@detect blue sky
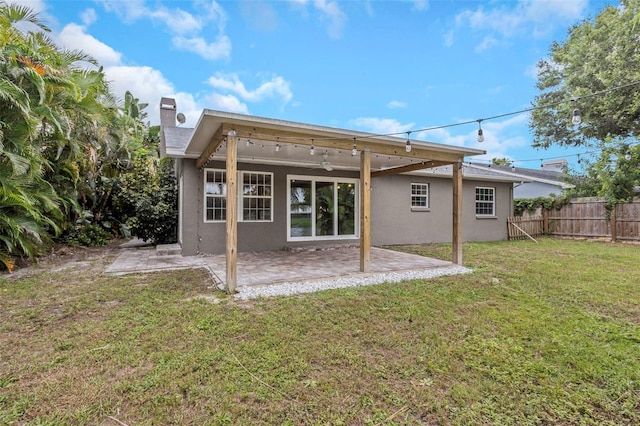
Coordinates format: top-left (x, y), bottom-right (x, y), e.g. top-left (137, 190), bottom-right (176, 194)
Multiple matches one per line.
top-left (22, 0), bottom-right (615, 167)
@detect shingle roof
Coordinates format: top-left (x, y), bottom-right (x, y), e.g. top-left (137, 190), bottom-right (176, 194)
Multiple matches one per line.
top-left (163, 127), bottom-right (194, 157)
top-left (468, 163), bottom-right (571, 187)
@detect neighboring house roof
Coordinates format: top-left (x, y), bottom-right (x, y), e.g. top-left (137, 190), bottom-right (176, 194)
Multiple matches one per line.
top-left (408, 164), bottom-right (532, 183)
top-left (465, 163), bottom-right (574, 189)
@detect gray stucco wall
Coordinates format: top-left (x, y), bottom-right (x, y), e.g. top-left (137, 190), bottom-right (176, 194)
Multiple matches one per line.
top-left (180, 159), bottom-right (359, 255)
top-left (370, 174), bottom-right (512, 245)
top-left (179, 159), bottom-right (513, 255)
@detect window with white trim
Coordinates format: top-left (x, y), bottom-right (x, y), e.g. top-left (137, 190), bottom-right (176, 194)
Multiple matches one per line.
top-left (241, 171), bottom-right (272, 221)
top-left (411, 183), bottom-right (429, 209)
top-left (475, 187), bottom-right (495, 216)
top-left (288, 175), bottom-right (358, 241)
top-left (205, 169), bottom-right (226, 222)
top-left (204, 169), bottom-right (273, 222)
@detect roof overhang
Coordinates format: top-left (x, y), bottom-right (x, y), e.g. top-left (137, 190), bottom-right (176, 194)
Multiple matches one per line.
top-left (180, 110), bottom-right (485, 174)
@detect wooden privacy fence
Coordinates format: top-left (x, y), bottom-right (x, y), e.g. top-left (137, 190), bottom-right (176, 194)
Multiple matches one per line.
top-left (508, 198), bottom-right (640, 242)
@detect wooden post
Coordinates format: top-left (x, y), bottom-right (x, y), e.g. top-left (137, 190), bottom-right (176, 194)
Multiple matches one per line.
top-left (452, 160), bottom-right (463, 265)
top-left (226, 130), bottom-right (238, 293)
top-left (360, 149), bottom-right (371, 273)
top-left (610, 205), bottom-right (617, 242)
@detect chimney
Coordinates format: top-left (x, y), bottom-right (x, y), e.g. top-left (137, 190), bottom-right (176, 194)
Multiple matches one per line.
top-left (160, 97), bottom-right (177, 128)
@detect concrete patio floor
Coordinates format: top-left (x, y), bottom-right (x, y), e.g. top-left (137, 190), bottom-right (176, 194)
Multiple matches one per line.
top-left (104, 245), bottom-right (455, 288)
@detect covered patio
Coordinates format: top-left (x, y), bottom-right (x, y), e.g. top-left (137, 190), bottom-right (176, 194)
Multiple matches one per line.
top-left (164, 104), bottom-right (486, 294)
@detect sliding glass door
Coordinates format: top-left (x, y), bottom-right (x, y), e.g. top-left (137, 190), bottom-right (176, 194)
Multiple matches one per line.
top-left (288, 176), bottom-right (358, 241)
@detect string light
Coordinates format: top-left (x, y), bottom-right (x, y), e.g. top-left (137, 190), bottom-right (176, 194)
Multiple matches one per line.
top-left (477, 120), bottom-right (484, 143)
top-left (204, 81), bottom-right (640, 168)
top-left (571, 100), bottom-right (582, 125)
top-left (625, 150), bottom-right (632, 160)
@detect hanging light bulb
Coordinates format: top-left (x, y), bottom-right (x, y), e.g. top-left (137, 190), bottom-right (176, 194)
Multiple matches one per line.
top-left (310, 139), bottom-right (315, 155)
top-left (511, 165), bottom-right (516, 172)
top-left (405, 131), bottom-right (412, 153)
top-left (477, 120), bottom-right (484, 143)
top-left (275, 143), bottom-right (280, 152)
top-left (572, 108), bottom-right (582, 125)
top-left (625, 150), bottom-right (632, 160)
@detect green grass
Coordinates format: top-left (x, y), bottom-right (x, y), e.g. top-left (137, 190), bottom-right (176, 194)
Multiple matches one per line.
top-left (0, 238), bottom-right (638, 425)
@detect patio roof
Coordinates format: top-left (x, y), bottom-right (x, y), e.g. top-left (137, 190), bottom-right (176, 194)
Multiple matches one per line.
top-left (168, 109), bottom-right (485, 173)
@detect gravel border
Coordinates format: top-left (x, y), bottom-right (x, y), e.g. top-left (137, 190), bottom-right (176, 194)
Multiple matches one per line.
top-left (235, 265), bottom-right (472, 300)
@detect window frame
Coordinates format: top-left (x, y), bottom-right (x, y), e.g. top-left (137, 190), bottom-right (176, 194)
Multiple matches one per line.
top-left (410, 182), bottom-right (430, 210)
top-left (239, 171), bottom-right (274, 223)
top-left (203, 168), bottom-right (227, 223)
top-left (203, 168), bottom-right (274, 223)
top-left (287, 175), bottom-right (359, 242)
top-left (475, 186), bottom-right (496, 217)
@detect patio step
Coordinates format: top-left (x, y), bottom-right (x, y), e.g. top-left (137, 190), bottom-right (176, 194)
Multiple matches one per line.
top-left (156, 243), bottom-right (182, 256)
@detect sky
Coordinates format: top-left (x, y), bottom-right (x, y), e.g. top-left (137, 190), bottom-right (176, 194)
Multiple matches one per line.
top-left (16, 0), bottom-right (617, 168)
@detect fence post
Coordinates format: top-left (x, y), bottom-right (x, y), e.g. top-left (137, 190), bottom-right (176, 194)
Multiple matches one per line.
top-left (610, 205), bottom-right (617, 242)
top-left (543, 209), bottom-right (549, 234)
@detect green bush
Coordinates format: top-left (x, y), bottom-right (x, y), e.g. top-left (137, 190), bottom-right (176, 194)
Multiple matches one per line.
top-left (63, 224), bottom-right (110, 247)
top-left (127, 157), bottom-right (177, 244)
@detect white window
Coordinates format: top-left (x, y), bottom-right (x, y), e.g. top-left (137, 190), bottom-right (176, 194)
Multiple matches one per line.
top-left (241, 171), bottom-right (273, 221)
top-left (204, 169), bottom-right (273, 222)
top-left (411, 183), bottom-right (429, 209)
top-left (475, 187), bottom-right (495, 216)
top-left (205, 169), bottom-right (226, 222)
top-left (287, 175), bottom-right (358, 241)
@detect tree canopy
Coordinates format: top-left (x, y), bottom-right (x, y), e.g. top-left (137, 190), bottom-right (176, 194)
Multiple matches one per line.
top-left (0, 3), bottom-right (176, 271)
top-left (530, 0), bottom-right (640, 149)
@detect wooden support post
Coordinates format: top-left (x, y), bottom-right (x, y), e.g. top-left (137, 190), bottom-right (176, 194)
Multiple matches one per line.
top-left (360, 149), bottom-right (371, 273)
top-left (452, 160), bottom-right (463, 265)
top-left (226, 130), bottom-right (238, 293)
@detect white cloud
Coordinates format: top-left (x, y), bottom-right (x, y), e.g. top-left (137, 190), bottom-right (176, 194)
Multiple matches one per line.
top-left (475, 35), bottom-right (499, 52)
top-left (387, 100), bottom-right (408, 109)
top-left (80, 8), bottom-right (97, 26)
top-left (451, 0), bottom-right (588, 50)
top-left (57, 23), bottom-right (122, 66)
top-left (206, 93), bottom-right (249, 114)
top-left (412, 0), bottom-right (429, 12)
top-left (172, 35), bottom-right (231, 61)
top-left (314, 0), bottom-right (347, 39)
top-left (207, 73), bottom-right (293, 104)
top-left (347, 117), bottom-right (414, 135)
top-left (97, 0), bottom-right (230, 60)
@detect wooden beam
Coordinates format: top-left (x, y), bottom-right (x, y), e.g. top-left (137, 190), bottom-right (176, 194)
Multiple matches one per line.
top-left (196, 126), bottom-right (224, 169)
top-left (228, 124), bottom-right (462, 163)
top-left (452, 161), bottom-right (463, 265)
top-left (360, 149), bottom-right (371, 273)
top-left (225, 131), bottom-right (238, 293)
top-left (371, 160), bottom-right (454, 178)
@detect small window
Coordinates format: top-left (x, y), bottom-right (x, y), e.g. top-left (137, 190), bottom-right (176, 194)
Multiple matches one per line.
top-left (475, 187), bottom-right (495, 216)
top-left (241, 172), bottom-right (273, 221)
top-left (411, 183), bottom-right (429, 209)
top-left (205, 169), bottom-right (226, 222)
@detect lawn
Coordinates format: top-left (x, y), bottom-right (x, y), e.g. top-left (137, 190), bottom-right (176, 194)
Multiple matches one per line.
top-left (0, 238), bottom-right (638, 425)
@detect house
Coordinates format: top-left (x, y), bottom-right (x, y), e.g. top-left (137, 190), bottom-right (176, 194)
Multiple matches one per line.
top-left (159, 98), bottom-right (522, 291)
top-left (466, 160), bottom-right (574, 198)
